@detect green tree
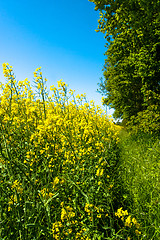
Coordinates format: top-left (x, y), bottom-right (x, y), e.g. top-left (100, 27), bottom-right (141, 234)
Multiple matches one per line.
top-left (90, 0), bottom-right (160, 124)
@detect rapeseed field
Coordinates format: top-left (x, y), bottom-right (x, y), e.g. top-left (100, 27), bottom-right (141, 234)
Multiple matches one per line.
top-left (0, 64), bottom-right (144, 239)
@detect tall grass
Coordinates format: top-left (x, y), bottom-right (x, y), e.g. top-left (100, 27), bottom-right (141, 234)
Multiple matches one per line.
top-left (119, 131), bottom-right (160, 240)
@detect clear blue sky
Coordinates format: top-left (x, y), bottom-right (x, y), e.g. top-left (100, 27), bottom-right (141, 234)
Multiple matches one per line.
top-left (0, 0), bottom-right (114, 115)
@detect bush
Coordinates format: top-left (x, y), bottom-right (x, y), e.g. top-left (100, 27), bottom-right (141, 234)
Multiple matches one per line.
top-left (126, 90), bottom-right (160, 136)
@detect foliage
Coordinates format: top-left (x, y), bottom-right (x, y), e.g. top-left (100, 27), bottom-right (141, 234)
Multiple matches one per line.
top-left (0, 63), bottom-right (141, 239)
top-left (126, 103), bottom-right (160, 135)
top-left (89, 0), bottom-right (160, 130)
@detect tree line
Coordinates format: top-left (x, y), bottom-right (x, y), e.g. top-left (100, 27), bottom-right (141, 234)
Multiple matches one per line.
top-left (90, 0), bottom-right (160, 133)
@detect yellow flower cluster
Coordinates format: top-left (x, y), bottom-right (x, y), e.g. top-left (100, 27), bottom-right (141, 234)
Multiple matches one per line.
top-left (39, 187), bottom-right (54, 199)
top-left (61, 205), bottom-right (75, 222)
top-left (8, 180), bottom-right (23, 211)
top-left (84, 203), bottom-right (104, 220)
top-left (52, 221), bottom-right (63, 240)
top-left (11, 180), bottom-right (23, 194)
top-left (115, 207), bottom-right (128, 220)
top-left (115, 207), bottom-right (141, 235)
top-left (0, 63), bottom-right (122, 239)
top-left (8, 194), bottom-right (18, 211)
top-left (96, 168), bottom-right (104, 177)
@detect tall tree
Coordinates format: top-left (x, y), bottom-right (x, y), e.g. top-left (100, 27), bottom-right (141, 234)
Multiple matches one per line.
top-left (90, 0), bottom-right (160, 121)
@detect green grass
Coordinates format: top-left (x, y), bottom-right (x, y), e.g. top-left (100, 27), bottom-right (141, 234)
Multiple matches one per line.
top-left (118, 130), bottom-right (160, 239)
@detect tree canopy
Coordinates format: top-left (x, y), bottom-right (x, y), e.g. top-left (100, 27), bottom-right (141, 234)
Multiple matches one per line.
top-left (90, 0), bottom-right (160, 128)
